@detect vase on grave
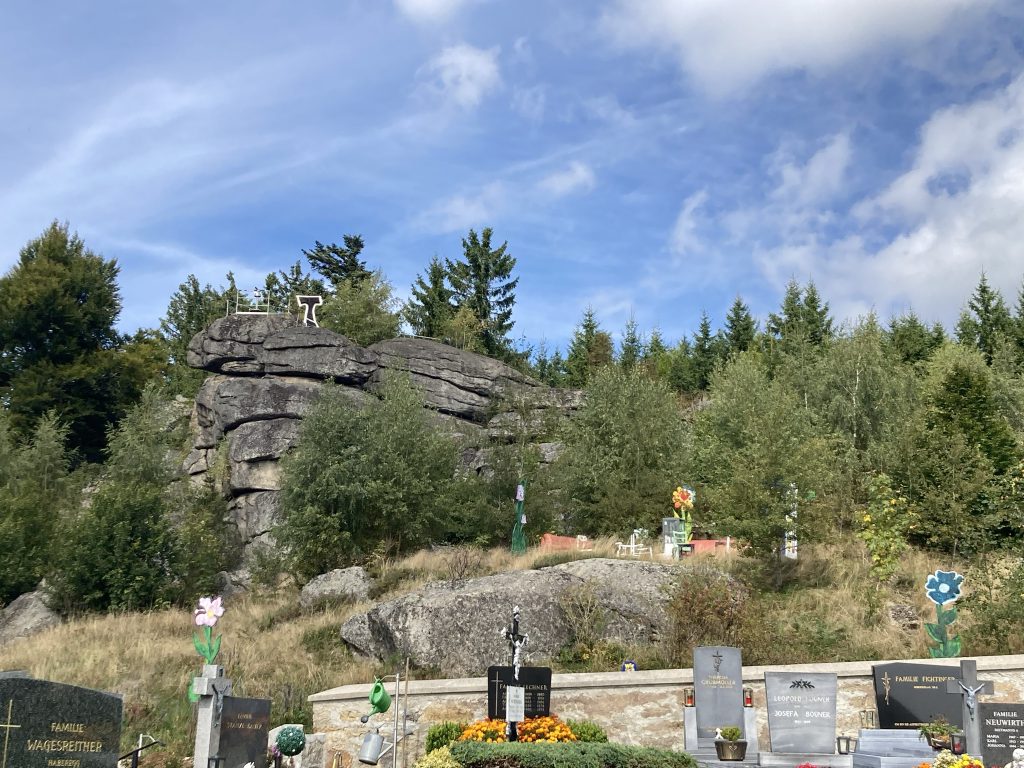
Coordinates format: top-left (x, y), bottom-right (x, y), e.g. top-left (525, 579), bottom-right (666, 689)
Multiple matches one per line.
top-left (715, 740), bottom-right (748, 761)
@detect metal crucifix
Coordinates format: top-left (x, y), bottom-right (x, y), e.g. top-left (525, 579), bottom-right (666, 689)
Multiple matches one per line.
top-left (946, 659), bottom-right (994, 754)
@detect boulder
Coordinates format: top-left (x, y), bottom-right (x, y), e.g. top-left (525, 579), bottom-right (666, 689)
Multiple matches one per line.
top-left (368, 338), bottom-right (542, 421)
top-left (338, 558), bottom-right (677, 675)
top-left (300, 567), bottom-right (373, 608)
top-left (259, 327), bottom-right (379, 383)
top-left (187, 314), bottom-right (298, 372)
top-left (0, 590), bottom-right (60, 646)
top-left (193, 376), bottom-right (326, 448)
top-left (229, 418), bottom-right (302, 463)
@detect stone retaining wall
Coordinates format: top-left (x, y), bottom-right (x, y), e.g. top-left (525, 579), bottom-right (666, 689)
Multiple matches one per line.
top-left (309, 654), bottom-right (1024, 767)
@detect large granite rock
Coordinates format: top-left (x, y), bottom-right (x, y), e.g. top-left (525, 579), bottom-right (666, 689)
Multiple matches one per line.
top-left (300, 567), bottom-right (374, 608)
top-left (0, 589), bottom-right (60, 646)
top-left (259, 327), bottom-right (379, 383)
top-left (338, 558), bottom-right (678, 675)
top-left (368, 338), bottom-right (543, 421)
top-left (228, 492), bottom-right (281, 550)
top-left (187, 314), bottom-right (298, 373)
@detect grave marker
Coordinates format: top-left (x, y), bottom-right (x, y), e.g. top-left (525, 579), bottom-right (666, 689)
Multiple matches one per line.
top-left (0, 677), bottom-right (122, 768)
top-left (872, 662), bottom-right (962, 729)
top-left (981, 703), bottom-right (1024, 768)
top-left (765, 671), bottom-right (837, 754)
top-left (486, 666), bottom-right (551, 720)
top-left (218, 696), bottom-right (271, 768)
top-left (694, 646), bottom-right (744, 740)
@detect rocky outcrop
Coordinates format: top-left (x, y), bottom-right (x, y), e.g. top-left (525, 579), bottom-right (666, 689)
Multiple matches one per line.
top-left (184, 316), bottom-right (577, 568)
top-left (0, 589), bottom-right (60, 646)
top-left (337, 558), bottom-right (677, 675)
top-left (300, 567), bottom-right (374, 608)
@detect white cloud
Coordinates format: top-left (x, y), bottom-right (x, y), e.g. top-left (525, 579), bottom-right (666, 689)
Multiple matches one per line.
top-left (418, 182), bottom-right (505, 233)
top-left (670, 190), bottom-right (709, 257)
top-left (511, 85), bottom-right (546, 122)
top-left (538, 161), bottom-right (596, 197)
top-left (754, 74), bottom-right (1024, 325)
top-left (418, 44), bottom-right (501, 109)
top-left (773, 133), bottom-right (852, 207)
top-left (601, 0), bottom-right (991, 95)
top-left (394, 0), bottom-right (476, 23)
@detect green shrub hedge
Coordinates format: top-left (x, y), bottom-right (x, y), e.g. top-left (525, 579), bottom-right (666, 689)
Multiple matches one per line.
top-left (448, 741), bottom-right (697, 768)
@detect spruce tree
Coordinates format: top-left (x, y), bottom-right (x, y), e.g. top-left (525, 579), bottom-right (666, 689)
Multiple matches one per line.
top-left (565, 308), bottom-right (601, 387)
top-left (618, 314), bottom-right (644, 371)
top-left (692, 311), bottom-right (721, 390)
top-left (956, 272), bottom-right (1014, 364)
top-left (404, 256), bottom-right (453, 338)
top-left (724, 296), bottom-right (757, 355)
top-left (446, 228), bottom-right (518, 357)
top-left (302, 235), bottom-right (370, 288)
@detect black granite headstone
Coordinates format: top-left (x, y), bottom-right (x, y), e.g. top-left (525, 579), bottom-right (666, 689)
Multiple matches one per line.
top-left (0, 677), bottom-right (122, 768)
top-left (873, 662), bottom-right (963, 729)
top-left (486, 667), bottom-right (551, 720)
top-left (694, 646), bottom-right (744, 739)
top-left (218, 696), bottom-right (271, 768)
top-left (981, 702), bottom-right (1024, 768)
top-left (765, 671), bottom-right (837, 754)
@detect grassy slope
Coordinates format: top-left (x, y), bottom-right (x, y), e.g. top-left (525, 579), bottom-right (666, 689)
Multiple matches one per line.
top-left (0, 537), bottom-right (959, 765)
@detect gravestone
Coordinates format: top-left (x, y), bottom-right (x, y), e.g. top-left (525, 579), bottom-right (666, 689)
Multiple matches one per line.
top-left (486, 666), bottom-right (551, 720)
top-left (694, 646), bottom-right (744, 739)
top-left (981, 703), bottom-right (1024, 768)
top-left (218, 696), bottom-right (271, 768)
top-left (0, 677), bottom-right (122, 768)
top-left (872, 662), bottom-right (962, 729)
top-left (765, 671), bottom-right (837, 754)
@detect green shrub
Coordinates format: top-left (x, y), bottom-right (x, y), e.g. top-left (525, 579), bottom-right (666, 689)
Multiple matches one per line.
top-left (720, 726), bottom-right (742, 742)
top-left (566, 720), bottom-right (608, 743)
top-left (426, 722), bottom-right (465, 753)
top-left (415, 745), bottom-right (462, 768)
top-left (449, 741), bottom-right (697, 768)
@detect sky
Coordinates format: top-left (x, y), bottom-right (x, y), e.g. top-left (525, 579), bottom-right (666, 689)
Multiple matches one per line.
top-left (2, 0), bottom-right (1024, 354)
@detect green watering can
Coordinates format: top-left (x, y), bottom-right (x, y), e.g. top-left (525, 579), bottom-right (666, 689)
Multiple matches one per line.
top-left (369, 677), bottom-right (391, 715)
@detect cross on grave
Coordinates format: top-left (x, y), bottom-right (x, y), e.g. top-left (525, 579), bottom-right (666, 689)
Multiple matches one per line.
top-left (0, 700), bottom-right (20, 768)
top-left (947, 659), bottom-right (994, 754)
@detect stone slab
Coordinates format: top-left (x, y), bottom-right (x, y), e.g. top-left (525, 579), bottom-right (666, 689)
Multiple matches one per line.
top-left (765, 671), bottom-right (837, 754)
top-left (873, 662), bottom-right (963, 729)
top-left (218, 696), bottom-right (271, 768)
top-left (981, 702), bottom-right (1024, 768)
top-left (0, 677), bottom-right (122, 768)
top-left (695, 646), bottom-right (745, 740)
top-left (759, 754), bottom-right (853, 768)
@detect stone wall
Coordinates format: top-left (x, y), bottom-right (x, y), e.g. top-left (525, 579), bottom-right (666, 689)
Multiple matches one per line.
top-left (309, 654), bottom-right (1024, 767)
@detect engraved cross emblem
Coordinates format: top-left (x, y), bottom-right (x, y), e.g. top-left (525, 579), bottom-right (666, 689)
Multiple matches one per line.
top-left (0, 699), bottom-right (21, 768)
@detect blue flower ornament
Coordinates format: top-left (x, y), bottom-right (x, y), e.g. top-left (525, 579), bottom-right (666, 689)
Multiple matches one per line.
top-left (925, 570), bottom-right (964, 605)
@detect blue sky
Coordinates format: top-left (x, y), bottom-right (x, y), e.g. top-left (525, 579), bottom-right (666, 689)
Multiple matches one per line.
top-left (2, 0), bottom-right (1024, 354)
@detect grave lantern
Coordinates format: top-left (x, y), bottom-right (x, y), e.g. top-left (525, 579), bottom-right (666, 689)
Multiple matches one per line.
top-left (950, 733), bottom-right (965, 754)
top-left (743, 687), bottom-right (754, 707)
top-left (684, 687), bottom-right (695, 707)
top-left (836, 735), bottom-right (854, 754)
top-left (860, 709), bottom-right (877, 728)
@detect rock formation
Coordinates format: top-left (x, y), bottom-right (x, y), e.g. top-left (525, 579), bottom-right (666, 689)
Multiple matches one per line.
top-left (337, 558), bottom-right (678, 675)
top-left (183, 314), bottom-right (576, 565)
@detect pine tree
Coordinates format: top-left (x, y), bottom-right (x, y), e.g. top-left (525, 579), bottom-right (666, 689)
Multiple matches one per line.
top-left (565, 308), bottom-right (601, 387)
top-left (644, 328), bottom-right (670, 379)
top-left (404, 257), bottom-right (453, 338)
top-left (956, 273), bottom-right (1014, 364)
top-left (724, 296), bottom-right (757, 355)
top-left (766, 280), bottom-right (804, 341)
top-left (619, 314), bottom-right (644, 371)
top-left (302, 235), bottom-right (370, 288)
top-left (887, 312), bottom-right (944, 365)
top-left (446, 228), bottom-right (518, 357)
top-left (801, 281), bottom-right (834, 345)
top-left (692, 311), bottom-right (721, 390)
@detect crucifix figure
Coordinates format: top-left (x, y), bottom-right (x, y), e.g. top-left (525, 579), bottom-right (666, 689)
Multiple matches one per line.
top-left (500, 605), bottom-right (529, 742)
top-left (946, 659), bottom-right (994, 754)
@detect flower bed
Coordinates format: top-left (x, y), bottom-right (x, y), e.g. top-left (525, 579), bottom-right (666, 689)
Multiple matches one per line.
top-left (449, 741), bottom-right (698, 768)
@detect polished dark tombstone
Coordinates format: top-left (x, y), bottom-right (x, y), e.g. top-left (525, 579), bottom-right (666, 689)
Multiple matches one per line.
top-left (980, 703), bottom-right (1024, 768)
top-left (0, 677), bottom-right (122, 768)
top-left (694, 646), bottom-right (744, 740)
top-left (873, 662), bottom-right (963, 729)
top-left (486, 666), bottom-right (551, 720)
top-left (218, 696), bottom-right (271, 768)
top-left (765, 671), bottom-right (838, 754)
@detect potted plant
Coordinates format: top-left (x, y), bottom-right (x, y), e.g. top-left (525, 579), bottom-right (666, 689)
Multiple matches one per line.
top-left (715, 726), bottom-right (748, 761)
top-left (918, 716), bottom-right (961, 750)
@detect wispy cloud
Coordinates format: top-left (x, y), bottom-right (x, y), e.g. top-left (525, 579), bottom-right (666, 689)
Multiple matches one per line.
top-left (669, 190), bottom-right (709, 258)
top-left (416, 182), bottom-right (505, 234)
top-left (417, 44), bottom-right (501, 110)
top-left (538, 161), bottom-right (596, 197)
top-left (394, 0), bottom-right (480, 23)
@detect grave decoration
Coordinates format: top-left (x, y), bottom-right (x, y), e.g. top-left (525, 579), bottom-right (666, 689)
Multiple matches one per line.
top-left (0, 677), bottom-right (123, 768)
top-left (924, 569), bottom-right (964, 658)
top-left (511, 483), bottom-right (527, 555)
top-left (188, 595), bottom-right (225, 704)
top-left (764, 671), bottom-right (838, 754)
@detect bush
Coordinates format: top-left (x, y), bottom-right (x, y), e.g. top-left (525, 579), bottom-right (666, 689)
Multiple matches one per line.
top-left (415, 745), bottom-right (462, 768)
top-left (566, 720), bottom-right (608, 743)
top-left (426, 722), bottom-right (466, 753)
top-left (449, 741), bottom-right (697, 768)
top-left (663, 563), bottom-right (749, 666)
